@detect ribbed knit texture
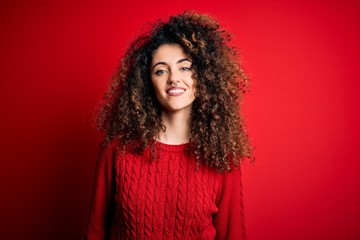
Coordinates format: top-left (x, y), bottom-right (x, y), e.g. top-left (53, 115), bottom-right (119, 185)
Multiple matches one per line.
top-left (84, 140), bottom-right (246, 240)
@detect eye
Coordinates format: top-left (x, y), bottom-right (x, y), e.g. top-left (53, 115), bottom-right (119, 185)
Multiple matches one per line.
top-left (180, 67), bottom-right (191, 71)
top-left (154, 69), bottom-right (167, 75)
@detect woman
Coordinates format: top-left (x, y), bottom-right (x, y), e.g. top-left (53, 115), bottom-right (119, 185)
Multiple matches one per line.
top-left (84, 11), bottom-right (251, 240)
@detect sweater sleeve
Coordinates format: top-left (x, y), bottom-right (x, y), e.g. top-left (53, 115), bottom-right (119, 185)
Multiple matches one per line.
top-left (213, 167), bottom-right (246, 240)
top-left (83, 142), bottom-right (117, 240)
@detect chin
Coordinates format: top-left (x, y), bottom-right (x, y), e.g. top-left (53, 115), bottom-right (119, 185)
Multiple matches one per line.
top-left (164, 105), bottom-right (192, 112)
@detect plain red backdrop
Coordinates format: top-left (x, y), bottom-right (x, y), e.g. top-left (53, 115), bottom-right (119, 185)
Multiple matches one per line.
top-left (1, 0), bottom-right (359, 239)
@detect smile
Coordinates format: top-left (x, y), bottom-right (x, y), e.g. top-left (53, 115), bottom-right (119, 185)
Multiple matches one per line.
top-left (166, 87), bottom-right (186, 96)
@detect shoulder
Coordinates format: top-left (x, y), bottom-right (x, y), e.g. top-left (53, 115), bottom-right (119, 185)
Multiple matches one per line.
top-left (96, 139), bottom-right (123, 165)
top-left (100, 138), bottom-right (122, 153)
top-left (215, 166), bottom-right (242, 201)
top-left (220, 167), bottom-right (242, 186)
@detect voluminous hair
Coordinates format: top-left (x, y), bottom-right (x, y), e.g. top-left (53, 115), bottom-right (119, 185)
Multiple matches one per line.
top-left (98, 11), bottom-right (252, 172)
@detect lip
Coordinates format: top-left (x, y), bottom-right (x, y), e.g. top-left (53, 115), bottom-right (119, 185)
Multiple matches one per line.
top-left (166, 87), bottom-right (186, 96)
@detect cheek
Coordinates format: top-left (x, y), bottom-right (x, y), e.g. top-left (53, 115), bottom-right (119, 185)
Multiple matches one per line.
top-left (153, 86), bottom-right (162, 98)
top-left (151, 79), bottom-right (160, 91)
top-left (185, 75), bottom-right (196, 88)
top-left (152, 82), bottom-right (164, 100)
top-left (191, 79), bottom-right (197, 92)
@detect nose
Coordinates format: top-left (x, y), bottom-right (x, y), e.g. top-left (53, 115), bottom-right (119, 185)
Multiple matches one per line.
top-left (168, 70), bottom-right (180, 85)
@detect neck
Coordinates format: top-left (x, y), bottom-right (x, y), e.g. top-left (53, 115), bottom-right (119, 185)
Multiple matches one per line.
top-left (158, 109), bottom-right (192, 144)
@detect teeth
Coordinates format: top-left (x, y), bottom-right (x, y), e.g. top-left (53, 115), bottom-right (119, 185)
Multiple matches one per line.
top-left (168, 89), bottom-right (185, 94)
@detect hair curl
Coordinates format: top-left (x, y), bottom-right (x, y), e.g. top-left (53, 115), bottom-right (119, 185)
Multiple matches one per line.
top-left (98, 11), bottom-right (252, 172)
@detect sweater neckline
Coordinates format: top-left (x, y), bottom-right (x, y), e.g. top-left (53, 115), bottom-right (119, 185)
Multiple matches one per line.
top-left (155, 140), bottom-right (190, 151)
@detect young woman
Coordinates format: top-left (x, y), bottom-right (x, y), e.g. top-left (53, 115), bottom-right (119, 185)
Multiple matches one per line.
top-left (84, 11), bottom-right (252, 240)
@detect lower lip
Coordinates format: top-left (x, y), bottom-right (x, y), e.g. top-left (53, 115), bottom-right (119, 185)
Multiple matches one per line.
top-left (167, 91), bottom-right (185, 96)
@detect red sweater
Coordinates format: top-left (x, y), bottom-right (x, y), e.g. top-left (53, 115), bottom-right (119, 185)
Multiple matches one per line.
top-left (84, 140), bottom-right (246, 240)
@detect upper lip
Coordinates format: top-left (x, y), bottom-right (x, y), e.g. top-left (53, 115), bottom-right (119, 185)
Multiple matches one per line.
top-left (166, 87), bottom-right (186, 93)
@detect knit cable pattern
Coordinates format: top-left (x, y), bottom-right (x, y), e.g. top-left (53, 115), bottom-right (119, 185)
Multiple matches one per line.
top-left (84, 141), bottom-right (246, 240)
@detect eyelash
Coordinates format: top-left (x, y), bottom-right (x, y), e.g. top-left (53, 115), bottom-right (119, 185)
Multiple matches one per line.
top-left (155, 69), bottom-right (167, 75)
top-left (180, 67), bottom-right (191, 71)
top-left (154, 67), bottom-right (191, 75)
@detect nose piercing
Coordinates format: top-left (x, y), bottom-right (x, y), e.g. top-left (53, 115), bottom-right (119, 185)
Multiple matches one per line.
top-left (171, 81), bottom-right (178, 87)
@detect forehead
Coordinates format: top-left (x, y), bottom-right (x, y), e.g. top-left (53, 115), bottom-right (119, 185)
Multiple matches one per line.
top-left (151, 44), bottom-right (189, 63)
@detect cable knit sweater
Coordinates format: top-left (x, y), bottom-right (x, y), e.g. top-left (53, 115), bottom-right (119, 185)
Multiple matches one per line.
top-left (84, 140), bottom-right (246, 240)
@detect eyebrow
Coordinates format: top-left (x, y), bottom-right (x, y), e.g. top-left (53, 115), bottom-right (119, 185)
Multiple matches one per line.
top-left (151, 58), bottom-right (191, 70)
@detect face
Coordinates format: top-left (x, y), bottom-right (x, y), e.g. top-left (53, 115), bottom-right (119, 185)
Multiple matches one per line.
top-left (150, 44), bottom-right (196, 113)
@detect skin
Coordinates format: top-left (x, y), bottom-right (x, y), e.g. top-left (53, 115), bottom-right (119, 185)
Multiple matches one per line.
top-left (150, 44), bottom-right (197, 144)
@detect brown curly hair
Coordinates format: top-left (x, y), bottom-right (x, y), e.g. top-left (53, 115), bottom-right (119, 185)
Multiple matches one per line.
top-left (98, 11), bottom-right (252, 172)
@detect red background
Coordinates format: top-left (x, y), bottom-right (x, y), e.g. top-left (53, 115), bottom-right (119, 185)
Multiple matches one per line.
top-left (1, 0), bottom-right (360, 239)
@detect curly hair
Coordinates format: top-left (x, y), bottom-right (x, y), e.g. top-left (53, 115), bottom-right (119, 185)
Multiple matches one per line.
top-left (98, 11), bottom-right (252, 172)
